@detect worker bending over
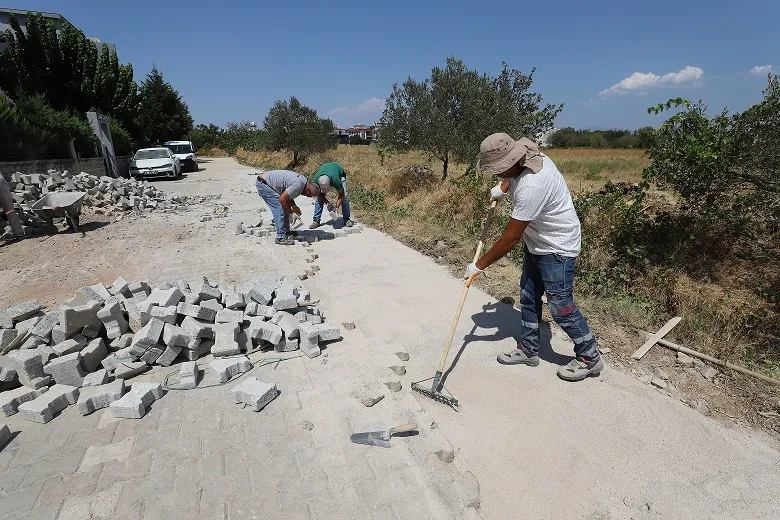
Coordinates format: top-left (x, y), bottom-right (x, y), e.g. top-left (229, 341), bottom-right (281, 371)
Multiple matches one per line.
top-left (255, 170), bottom-right (320, 246)
top-left (310, 162), bottom-right (355, 228)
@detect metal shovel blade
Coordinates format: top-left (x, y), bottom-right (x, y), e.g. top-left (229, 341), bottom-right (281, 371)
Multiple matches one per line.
top-left (350, 430), bottom-right (391, 448)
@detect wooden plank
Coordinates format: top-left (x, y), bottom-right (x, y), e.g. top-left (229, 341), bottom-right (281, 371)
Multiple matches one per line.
top-left (631, 316), bottom-right (681, 360)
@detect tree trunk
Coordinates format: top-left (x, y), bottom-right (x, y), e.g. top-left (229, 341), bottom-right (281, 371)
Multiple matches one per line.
top-left (441, 155), bottom-right (449, 180)
top-left (292, 150), bottom-right (299, 168)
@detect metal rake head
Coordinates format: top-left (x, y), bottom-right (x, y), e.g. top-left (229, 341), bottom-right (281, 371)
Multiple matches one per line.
top-left (411, 378), bottom-right (459, 409)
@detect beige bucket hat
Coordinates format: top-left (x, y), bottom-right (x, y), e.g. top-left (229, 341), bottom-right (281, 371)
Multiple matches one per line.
top-left (317, 175), bottom-right (332, 193)
top-left (477, 133), bottom-right (543, 177)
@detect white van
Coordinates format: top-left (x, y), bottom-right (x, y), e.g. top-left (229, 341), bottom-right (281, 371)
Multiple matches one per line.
top-left (163, 141), bottom-right (198, 172)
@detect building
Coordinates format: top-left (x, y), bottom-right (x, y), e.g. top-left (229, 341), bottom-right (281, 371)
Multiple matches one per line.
top-left (346, 124), bottom-right (379, 142)
top-left (0, 8), bottom-right (116, 54)
top-left (333, 125), bottom-right (350, 144)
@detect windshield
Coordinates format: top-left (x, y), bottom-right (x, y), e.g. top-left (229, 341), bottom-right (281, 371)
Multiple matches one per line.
top-left (134, 149), bottom-right (169, 160)
top-left (166, 144), bottom-right (193, 154)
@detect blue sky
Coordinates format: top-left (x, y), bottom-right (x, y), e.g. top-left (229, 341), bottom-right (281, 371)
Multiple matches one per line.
top-left (12, 0), bottom-right (778, 130)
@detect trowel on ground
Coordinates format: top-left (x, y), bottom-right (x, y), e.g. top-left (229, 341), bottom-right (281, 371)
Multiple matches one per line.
top-left (350, 423), bottom-right (417, 448)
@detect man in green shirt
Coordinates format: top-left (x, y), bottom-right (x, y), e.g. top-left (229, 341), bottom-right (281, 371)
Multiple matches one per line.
top-left (311, 162), bottom-right (355, 228)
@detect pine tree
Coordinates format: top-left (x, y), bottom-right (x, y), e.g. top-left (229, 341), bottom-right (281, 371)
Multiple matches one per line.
top-left (136, 66), bottom-right (193, 146)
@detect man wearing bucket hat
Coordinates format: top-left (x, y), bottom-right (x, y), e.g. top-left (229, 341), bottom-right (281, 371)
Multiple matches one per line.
top-left (310, 162), bottom-right (355, 229)
top-left (463, 133), bottom-right (602, 382)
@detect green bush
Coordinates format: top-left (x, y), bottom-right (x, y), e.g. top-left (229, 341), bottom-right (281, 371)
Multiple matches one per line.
top-left (349, 185), bottom-right (386, 211)
top-left (10, 94), bottom-right (96, 158)
top-left (109, 117), bottom-right (132, 156)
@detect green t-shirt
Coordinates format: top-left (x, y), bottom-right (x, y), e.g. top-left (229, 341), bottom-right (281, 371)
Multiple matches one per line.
top-left (313, 162), bottom-right (345, 191)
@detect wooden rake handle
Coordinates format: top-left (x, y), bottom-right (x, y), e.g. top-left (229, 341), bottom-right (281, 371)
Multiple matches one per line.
top-left (438, 200), bottom-right (498, 372)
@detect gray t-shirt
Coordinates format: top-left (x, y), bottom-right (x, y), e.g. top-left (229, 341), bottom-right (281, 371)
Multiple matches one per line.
top-left (265, 170), bottom-right (307, 198)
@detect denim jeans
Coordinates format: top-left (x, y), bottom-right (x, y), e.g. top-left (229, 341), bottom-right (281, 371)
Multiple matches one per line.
top-left (313, 175), bottom-right (350, 223)
top-left (518, 243), bottom-right (600, 360)
top-left (255, 179), bottom-right (288, 239)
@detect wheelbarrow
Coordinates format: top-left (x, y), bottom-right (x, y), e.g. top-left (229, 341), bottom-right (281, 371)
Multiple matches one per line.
top-left (31, 192), bottom-right (87, 233)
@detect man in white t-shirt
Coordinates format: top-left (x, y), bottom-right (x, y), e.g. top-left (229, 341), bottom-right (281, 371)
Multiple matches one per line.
top-left (463, 133), bottom-right (602, 381)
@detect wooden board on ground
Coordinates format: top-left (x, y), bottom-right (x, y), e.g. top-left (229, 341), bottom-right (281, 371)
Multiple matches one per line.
top-left (631, 316), bottom-right (682, 360)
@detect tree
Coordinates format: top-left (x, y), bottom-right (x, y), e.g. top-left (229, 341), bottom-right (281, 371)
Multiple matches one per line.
top-left (136, 66), bottom-right (193, 146)
top-left (263, 97), bottom-right (336, 167)
top-left (187, 123), bottom-right (223, 152)
top-left (0, 13), bottom-right (139, 134)
top-left (379, 57), bottom-right (562, 179)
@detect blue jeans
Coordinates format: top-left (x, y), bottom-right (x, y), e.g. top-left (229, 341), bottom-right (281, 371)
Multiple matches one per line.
top-left (313, 175), bottom-right (350, 223)
top-left (518, 244), bottom-right (600, 361)
top-left (255, 179), bottom-right (288, 239)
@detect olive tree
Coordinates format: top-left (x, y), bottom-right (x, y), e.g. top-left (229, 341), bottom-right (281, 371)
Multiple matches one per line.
top-left (264, 97), bottom-right (336, 167)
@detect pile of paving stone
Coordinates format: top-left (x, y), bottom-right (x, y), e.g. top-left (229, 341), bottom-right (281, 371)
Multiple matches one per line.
top-left (0, 275), bottom-right (339, 429)
top-left (3, 170), bottom-right (207, 235)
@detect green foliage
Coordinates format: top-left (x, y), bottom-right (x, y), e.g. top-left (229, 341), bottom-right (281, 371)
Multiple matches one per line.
top-left (136, 66), bottom-right (193, 146)
top-left (548, 127), bottom-right (655, 148)
top-left (186, 123), bottom-right (222, 152)
top-left (379, 57), bottom-right (562, 179)
top-left (108, 117), bottom-right (132, 156)
top-left (348, 135), bottom-right (369, 145)
top-left (0, 13), bottom-right (139, 137)
top-left (220, 122), bottom-right (267, 155)
top-left (263, 97), bottom-right (336, 166)
top-left (348, 185), bottom-right (386, 211)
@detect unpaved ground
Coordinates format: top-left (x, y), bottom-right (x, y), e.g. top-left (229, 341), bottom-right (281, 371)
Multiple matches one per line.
top-left (2, 158), bottom-right (780, 519)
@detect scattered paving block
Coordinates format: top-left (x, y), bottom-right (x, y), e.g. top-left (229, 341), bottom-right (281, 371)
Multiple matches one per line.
top-left (174, 280), bottom-right (190, 293)
top-left (244, 302), bottom-right (259, 316)
top-left (44, 352), bottom-right (87, 386)
top-left (271, 311), bottom-right (300, 339)
top-left (52, 335), bottom-right (88, 356)
top-left (81, 338), bottom-right (108, 372)
top-left (162, 323), bottom-right (191, 347)
top-left (146, 287), bottom-right (183, 307)
top-left (82, 368), bottom-right (110, 387)
top-left (215, 309), bottom-right (244, 323)
top-left (0, 386), bottom-right (47, 416)
top-left (0, 309), bottom-right (12, 329)
top-left (247, 319), bottom-right (283, 346)
top-left (7, 349), bottom-right (51, 389)
top-left (60, 300), bottom-right (101, 337)
top-left (272, 284), bottom-right (298, 311)
top-left (277, 337), bottom-right (299, 352)
top-left (15, 315), bottom-right (43, 335)
top-left (197, 284), bottom-right (222, 301)
top-left (109, 333), bottom-right (134, 352)
top-left (209, 356), bottom-right (251, 383)
top-left (149, 305), bottom-right (178, 325)
top-left (18, 384), bottom-right (79, 423)
top-left (78, 379), bottom-right (125, 415)
top-left (128, 281), bottom-right (150, 298)
top-left (231, 377), bottom-right (278, 411)
top-left (179, 361), bottom-right (198, 389)
top-left (81, 323), bottom-right (102, 339)
top-left (212, 323), bottom-right (241, 357)
top-left (0, 423), bottom-right (10, 449)
top-left (128, 318), bottom-right (165, 357)
top-left (315, 324), bottom-right (340, 341)
top-left (0, 329), bottom-right (18, 350)
top-left (306, 314), bottom-right (323, 325)
top-left (124, 300), bottom-right (151, 333)
top-left (224, 293), bottom-right (246, 310)
top-left (255, 305), bottom-right (275, 319)
top-left (181, 290), bottom-right (200, 305)
top-left (181, 316), bottom-right (215, 339)
top-left (97, 301), bottom-right (129, 339)
top-left (113, 361), bottom-right (148, 379)
top-left (31, 312), bottom-right (59, 340)
top-left (181, 340), bottom-right (210, 361)
top-left (0, 358), bottom-right (17, 382)
top-left (6, 300), bottom-right (43, 322)
top-left (111, 276), bottom-right (131, 297)
top-left (110, 382), bottom-right (164, 419)
top-left (200, 299), bottom-right (223, 312)
top-left (140, 345), bottom-right (164, 364)
top-left (177, 302), bottom-right (217, 322)
top-left (156, 345), bottom-right (182, 366)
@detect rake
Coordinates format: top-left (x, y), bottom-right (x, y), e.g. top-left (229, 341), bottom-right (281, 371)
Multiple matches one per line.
top-left (412, 200), bottom-right (498, 409)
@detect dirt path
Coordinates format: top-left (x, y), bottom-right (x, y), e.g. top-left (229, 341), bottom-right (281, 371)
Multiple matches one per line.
top-left (3, 157), bottom-right (779, 519)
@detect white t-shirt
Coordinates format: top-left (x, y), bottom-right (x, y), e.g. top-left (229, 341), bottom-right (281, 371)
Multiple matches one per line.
top-left (509, 155), bottom-right (581, 256)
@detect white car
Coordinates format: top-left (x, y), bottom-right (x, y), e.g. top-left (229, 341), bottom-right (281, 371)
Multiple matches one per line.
top-left (129, 148), bottom-right (181, 179)
top-left (164, 140), bottom-right (198, 172)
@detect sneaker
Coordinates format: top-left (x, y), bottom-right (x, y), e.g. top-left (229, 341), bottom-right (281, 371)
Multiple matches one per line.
top-left (286, 230), bottom-right (298, 237)
top-left (274, 237), bottom-right (295, 246)
top-left (344, 220), bottom-right (355, 228)
top-left (309, 220), bottom-right (321, 229)
top-left (497, 348), bottom-right (539, 366)
top-left (557, 357), bottom-right (603, 382)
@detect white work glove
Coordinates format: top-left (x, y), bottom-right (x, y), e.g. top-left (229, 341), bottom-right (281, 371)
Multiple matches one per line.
top-left (490, 183), bottom-right (508, 202)
top-left (463, 262), bottom-right (484, 281)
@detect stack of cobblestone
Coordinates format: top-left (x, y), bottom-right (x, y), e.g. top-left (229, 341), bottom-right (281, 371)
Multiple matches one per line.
top-left (2, 170), bottom-right (208, 236)
top-left (0, 275), bottom-right (337, 424)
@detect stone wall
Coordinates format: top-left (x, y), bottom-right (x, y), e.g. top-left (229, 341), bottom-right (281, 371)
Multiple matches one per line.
top-left (0, 156), bottom-right (131, 181)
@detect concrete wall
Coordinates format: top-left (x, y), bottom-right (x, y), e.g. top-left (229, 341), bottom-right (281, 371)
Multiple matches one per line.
top-left (0, 156), bottom-right (131, 181)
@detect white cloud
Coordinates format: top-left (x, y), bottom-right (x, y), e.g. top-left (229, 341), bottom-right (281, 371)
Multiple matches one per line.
top-left (600, 65), bottom-right (704, 97)
top-left (749, 65), bottom-right (773, 75)
top-left (327, 97), bottom-right (385, 125)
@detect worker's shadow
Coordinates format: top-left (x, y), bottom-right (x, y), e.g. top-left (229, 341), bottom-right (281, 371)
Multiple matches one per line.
top-left (439, 301), bottom-right (571, 388)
